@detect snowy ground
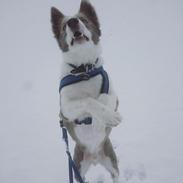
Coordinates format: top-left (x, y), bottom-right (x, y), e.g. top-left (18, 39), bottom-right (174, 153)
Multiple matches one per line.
top-left (0, 0), bottom-right (183, 183)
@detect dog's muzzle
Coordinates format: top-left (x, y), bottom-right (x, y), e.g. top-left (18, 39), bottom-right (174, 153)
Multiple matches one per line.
top-left (67, 18), bottom-right (89, 45)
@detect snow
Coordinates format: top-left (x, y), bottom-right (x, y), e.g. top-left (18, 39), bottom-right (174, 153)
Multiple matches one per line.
top-left (0, 0), bottom-right (183, 183)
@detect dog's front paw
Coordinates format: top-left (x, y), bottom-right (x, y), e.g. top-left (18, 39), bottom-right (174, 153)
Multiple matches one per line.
top-left (105, 111), bottom-right (122, 127)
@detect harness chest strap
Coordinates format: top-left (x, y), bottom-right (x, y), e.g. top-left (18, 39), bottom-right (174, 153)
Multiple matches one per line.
top-left (59, 66), bottom-right (109, 94)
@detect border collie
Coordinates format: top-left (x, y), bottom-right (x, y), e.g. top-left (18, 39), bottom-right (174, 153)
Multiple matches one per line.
top-left (51, 0), bottom-right (122, 182)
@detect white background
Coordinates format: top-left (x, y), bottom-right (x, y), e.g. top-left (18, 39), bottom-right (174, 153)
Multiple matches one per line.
top-left (0, 0), bottom-right (183, 182)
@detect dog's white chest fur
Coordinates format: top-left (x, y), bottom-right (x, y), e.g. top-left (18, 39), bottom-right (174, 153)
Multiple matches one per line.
top-left (61, 74), bottom-right (107, 153)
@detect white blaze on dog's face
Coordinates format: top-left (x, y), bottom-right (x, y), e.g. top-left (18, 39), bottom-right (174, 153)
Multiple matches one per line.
top-left (64, 17), bottom-right (91, 47)
top-left (51, 0), bottom-right (101, 52)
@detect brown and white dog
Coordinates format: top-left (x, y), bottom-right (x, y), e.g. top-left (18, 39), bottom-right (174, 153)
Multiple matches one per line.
top-left (51, 0), bottom-right (122, 182)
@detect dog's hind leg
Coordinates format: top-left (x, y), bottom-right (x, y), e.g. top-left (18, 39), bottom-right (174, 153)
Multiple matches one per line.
top-left (73, 145), bottom-right (91, 182)
top-left (99, 138), bottom-right (119, 183)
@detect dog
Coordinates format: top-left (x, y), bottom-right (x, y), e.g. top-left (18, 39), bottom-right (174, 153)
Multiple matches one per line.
top-left (51, 0), bottom-right (122, 182)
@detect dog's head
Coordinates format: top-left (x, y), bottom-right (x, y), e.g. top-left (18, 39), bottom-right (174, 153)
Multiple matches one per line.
top-left (51, 0), bottom-right (101, 53)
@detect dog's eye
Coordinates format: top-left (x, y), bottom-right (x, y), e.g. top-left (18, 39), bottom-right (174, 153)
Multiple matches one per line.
top-left (83, 19), bottom-right (88, 24)
top-left (80, 17), bottom-right (88, 24)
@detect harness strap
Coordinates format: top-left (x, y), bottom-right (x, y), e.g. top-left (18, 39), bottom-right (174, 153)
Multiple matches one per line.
top-left (59, 66), bottom-right (109, 94)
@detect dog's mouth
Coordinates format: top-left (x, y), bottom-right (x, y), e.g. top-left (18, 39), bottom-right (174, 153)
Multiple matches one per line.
top-left (71, 31), bottom-right (89, 46)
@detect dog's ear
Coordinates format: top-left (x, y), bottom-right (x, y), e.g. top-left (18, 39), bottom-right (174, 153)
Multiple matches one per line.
top-left (79, 0), bottom-right (100, 31)
top-left (51, 7), bottom-right (64, 39)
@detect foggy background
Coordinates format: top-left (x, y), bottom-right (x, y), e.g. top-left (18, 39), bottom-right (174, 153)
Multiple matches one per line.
top-left (0, 0), bottom-right (183, 182)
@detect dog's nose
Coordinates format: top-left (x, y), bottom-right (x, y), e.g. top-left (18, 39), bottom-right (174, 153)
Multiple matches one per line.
top-left (74, 31), bottom-right (82, 38)
top-left (67, 18), bottom-right (79, 28)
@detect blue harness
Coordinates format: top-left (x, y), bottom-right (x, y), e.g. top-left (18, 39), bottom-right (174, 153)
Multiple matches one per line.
top-left (59, 66), bottom-right (109, 94)
top-left (59, 63), bottom-right (109, 183)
